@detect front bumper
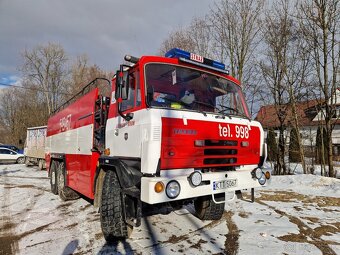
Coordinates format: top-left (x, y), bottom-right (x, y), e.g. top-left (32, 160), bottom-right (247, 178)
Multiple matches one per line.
top-left (141, 166), bottom-right (271, 204)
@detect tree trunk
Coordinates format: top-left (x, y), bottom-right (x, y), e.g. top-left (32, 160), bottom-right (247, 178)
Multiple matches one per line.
top-left (277, 126), bottom-right (287, 175)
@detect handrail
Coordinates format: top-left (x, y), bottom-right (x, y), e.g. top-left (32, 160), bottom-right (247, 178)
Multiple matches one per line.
top-left (51, 77), bottom-right (111, 115)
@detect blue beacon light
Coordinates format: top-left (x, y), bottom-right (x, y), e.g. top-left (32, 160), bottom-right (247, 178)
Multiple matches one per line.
top-left (165, 48), bottom-right (228, 74)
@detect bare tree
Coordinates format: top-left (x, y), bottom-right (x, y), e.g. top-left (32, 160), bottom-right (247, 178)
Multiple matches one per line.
top-left (0, 42), bottom-right (111, 146)
top-left (159, 17), bottom-right (213, 57)
top-left (0, 88), bottom-right (21, 145)
top-left (210, 0), bottom-right (264, 83)
top-left (282, 3), bottom-right (315, 174)
top-left (68, 55), bottom-right (111, 99)
top-left (20, 42), bottom-right (69, 115)
top-left (0, 80), bottom-right (48, 146)
top-left (159, 26), bottom-right (196, 55)
top-left (298, 0), bottom-right (340, 177)
top-left (259, 0), bottom-right (294, 175)
top-left (186, 17), bottom-right (214, 58)
top-left (209, 0), bottom-right (265, 117)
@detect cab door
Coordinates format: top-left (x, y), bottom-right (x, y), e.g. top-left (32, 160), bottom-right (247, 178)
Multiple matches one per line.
top-left (107, 68), bottom-right (143, 159)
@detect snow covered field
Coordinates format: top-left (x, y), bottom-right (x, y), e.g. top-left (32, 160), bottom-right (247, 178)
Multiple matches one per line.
top-left (0, 164), bottom-right (339, 255)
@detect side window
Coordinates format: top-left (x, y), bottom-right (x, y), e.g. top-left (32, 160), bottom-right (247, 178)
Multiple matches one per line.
top-left (121, 70), bottom-right (140, 111)
top-left (0, 149), bottom-right (10, 154)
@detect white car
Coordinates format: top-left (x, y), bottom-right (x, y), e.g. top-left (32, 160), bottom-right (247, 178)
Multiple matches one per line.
top-left (0, 147), bottom-right (25, 164)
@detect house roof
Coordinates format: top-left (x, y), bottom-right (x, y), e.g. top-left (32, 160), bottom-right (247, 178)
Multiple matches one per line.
top-left (255, 99), bottom-right (323, 129)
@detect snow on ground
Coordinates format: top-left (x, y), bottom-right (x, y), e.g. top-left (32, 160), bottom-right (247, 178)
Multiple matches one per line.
top-left (0, 164), bottom-right (339, 255)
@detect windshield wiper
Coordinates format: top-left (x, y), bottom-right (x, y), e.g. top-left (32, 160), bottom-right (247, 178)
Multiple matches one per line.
top-left (158, 97), bottom-right (206, 116)
top-left (218, 104), bottom-right (251, 120)
top-left (194, 100), bottom-right (215, 109)
top-left (193, 100), bottom-right (219, 116)
top-left (218, 104), bottom-right (238, 114)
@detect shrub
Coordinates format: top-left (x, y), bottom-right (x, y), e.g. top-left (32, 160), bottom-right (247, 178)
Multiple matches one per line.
top-left (289, 127), bottom-right (301, 162)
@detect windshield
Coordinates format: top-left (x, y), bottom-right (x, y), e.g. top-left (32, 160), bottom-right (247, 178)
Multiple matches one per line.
top-left (145, 63), bottom-right (250, 118)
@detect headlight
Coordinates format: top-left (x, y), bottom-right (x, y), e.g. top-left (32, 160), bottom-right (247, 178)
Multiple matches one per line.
top-left (258, 174), bottom-right (266, 185)
top-left (255, 168), bottom-right (263, 179)
top-left (189, 171), bottom-right (202, 187)
top-left (166, 181), bottom-right (181, 199)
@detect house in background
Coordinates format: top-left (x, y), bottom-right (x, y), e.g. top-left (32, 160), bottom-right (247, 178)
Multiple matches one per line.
top-left (255, 94), bottom-right (340, 158)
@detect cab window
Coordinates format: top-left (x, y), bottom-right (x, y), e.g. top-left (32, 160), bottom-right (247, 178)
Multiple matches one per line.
top-left (121, 71), bottom-right (140, 111)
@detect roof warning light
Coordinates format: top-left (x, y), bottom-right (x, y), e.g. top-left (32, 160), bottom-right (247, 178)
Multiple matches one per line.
top-left (165, 48), bottom-right (228, 74)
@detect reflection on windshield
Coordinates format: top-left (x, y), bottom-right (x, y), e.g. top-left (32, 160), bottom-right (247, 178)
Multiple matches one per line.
top-left (145, 63), bottom-right (250, 118)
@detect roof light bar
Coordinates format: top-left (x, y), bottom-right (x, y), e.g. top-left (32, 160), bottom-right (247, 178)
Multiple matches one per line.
top-left (165, 48), bottom-right (191, 59)
top-left (165, 48), bottom-right (228, 74)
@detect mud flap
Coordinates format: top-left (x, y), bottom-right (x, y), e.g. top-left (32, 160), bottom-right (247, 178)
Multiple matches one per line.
top-left (122, 186), bottom-right (142, 227)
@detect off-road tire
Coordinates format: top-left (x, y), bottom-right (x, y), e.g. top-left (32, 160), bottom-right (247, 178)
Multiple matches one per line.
top-left (57, 161), bottom-right (79, 201)
top-left (194, 195), bottom-right (225, 220)
top-left (16, 157), bottom-right (25, 164)
top-left (100, 170), bottom-right (131, 241)
top-left (50, 161), bottom-right (58, 195)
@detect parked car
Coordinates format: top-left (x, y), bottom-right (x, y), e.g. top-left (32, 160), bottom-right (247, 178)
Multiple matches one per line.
top-left (0, 144), bottom-right (24, 154)
top-left (0, 147), bottom-right (25, 164)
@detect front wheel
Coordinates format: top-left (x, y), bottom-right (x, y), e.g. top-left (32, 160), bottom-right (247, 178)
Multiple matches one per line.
top-left (194, 195), bottom-right (225, 220)
top-left (100, 170), bottom-right (131, 241)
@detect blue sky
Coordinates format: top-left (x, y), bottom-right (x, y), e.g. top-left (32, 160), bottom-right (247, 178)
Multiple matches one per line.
top-left (0, 75), bottom-right (21, 87)
top-left (0, 0), bottom-right (212, 88)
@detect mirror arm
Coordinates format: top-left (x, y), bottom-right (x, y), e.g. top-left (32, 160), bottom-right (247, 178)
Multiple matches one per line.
top-left (117, 101), bottom-right (134, 121)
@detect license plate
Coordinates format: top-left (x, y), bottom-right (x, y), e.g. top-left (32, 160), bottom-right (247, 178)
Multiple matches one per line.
top-left (213, 179), bottom-right (237, 190)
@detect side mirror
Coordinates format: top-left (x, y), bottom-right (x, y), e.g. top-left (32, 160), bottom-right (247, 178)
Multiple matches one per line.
top-left (115, 66), bottom-right (129, 100)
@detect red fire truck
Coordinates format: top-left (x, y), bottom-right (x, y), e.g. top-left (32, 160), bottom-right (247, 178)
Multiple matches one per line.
top-left (46, 48), bottom-right (271, 241)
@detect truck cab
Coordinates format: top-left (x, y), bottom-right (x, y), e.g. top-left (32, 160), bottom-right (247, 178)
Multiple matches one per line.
top-left (107, 48), bottom-right (269, 201)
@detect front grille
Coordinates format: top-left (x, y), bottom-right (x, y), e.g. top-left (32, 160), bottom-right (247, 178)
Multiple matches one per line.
top-left (202, 140), bottom-right (238, 166)
top-left (204, 140), bottom-right (238, 146)
top-left (204, 158), bottom-right (237, 164)
top-left (204, 149), bottom-right (237, 155)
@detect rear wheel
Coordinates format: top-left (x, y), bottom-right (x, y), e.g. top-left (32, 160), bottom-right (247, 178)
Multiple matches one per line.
top-left (57, 161), bottom-right (79, 201)
top-left (50, 161), bottom-right (58, 195)
top-left (16, 157), bottom-right (25, 164)
top-left (194, 195), bottom-right (225, 220)
top-left (38, 160), bottom-right (45, 170)
top-left (100, 170), bottom-right (131, 241)
top-left (25, 157), bottom-right (31, 166)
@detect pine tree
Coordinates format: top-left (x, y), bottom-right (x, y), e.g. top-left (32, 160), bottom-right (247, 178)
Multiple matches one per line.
top-left (289, 128), bottom-right (301, 162)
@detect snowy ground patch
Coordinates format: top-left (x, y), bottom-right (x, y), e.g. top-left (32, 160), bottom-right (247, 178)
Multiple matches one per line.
top-left (0, 164), bottom-right (339, 254)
